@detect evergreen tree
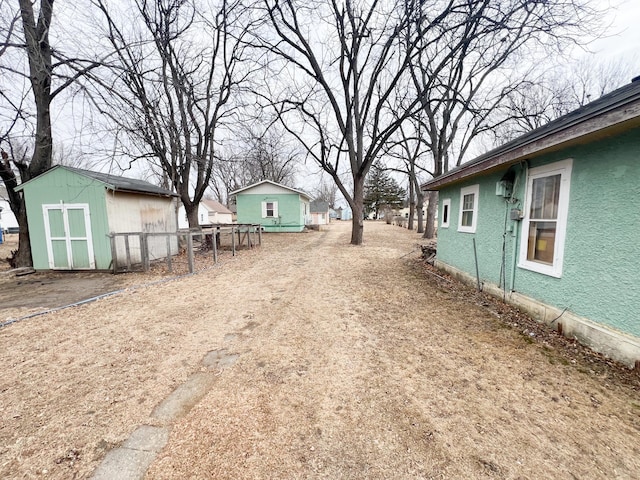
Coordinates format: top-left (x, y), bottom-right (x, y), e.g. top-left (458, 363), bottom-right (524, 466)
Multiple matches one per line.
top-left (364, 163), bottom-right (406, 219)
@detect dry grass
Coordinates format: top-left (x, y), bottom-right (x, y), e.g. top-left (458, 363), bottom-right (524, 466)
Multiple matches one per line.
top-left (1, 222), bottom-right (639, 479)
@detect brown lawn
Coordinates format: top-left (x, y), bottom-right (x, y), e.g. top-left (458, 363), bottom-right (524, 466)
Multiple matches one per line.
top-left (1, 222), bottom-right (638, 479)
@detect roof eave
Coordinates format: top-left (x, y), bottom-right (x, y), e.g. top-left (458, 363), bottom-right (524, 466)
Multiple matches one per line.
top-left (107, 186), bottom-right (178, 198)
top-left (231, 179), bottom-right (311, 200)
top-left (422, 96), bottom-right (640, 191)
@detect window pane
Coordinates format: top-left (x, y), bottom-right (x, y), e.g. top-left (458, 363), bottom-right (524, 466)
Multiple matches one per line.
top-left (461, 210), bottom-right (473, 227)
top-left (463, 193), bottom-right (474, 210)
top-left (443, 204), bottom-right (449, 223)
top-left (527, 221), bottom-right (556, 264)
top-left (530, 174), bottom-right (560, 220)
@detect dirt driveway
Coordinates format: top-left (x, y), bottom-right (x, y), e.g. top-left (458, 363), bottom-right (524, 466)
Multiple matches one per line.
top-left (1, 222), bottom-right (639, 479)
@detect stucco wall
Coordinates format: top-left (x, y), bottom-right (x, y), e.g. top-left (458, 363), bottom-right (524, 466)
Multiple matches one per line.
top-left (437, 127), bottom-right (640, 338)
top-left (236, 193), bottom-right (308, 232)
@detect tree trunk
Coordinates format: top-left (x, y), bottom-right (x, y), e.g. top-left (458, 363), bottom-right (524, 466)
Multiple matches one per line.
top-left (184, 201), bottom-right (200, 229)
top-left (407, 179), bottom-right (415, 231)
top-left (423, 190), bottom-right (438, 239)
top-left (15, 206), bottom-right (32, 267)
top-left (11, 0), bottom-right (55, 268)
top-left (350, 175), bottom-right (365, 245)
top-left (416, 190), bottom-right (425, 234)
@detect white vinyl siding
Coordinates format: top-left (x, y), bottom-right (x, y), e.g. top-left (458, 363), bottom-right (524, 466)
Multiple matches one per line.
top-left (457, 185), bottom-right (479, 233)
top-left (518, 159), bottom-right (572, 278)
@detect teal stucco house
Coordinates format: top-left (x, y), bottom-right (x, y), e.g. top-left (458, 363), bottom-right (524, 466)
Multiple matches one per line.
top-left (231, 180), bottom-right (311, 232)
top-left (16, 166), bottom-right (178, 271)
top-left (422, 78), bottom-right (640, 367)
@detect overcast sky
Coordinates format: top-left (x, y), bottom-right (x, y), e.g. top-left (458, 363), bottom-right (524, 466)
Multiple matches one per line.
top-left (589, 0), bottom-right (640, 74)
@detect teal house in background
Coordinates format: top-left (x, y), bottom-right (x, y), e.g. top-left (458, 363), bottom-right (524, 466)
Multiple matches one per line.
top-left (422, 78), bottom-right (640, 367)
top-left (232, 180), bottom-right (311, 233)
top-left (16, 166), bottom-right (178, 271)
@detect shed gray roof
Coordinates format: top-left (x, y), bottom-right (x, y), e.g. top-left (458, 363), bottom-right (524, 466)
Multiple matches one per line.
top-left (310, 200), bottom-right (330, 213)
top-left (422, 77), bottom-right (640, 190)
top-left (63, 167), bottom-right (177, 197)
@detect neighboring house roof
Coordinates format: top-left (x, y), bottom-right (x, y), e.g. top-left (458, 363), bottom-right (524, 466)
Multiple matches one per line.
top-left (15, 165), bottom-right (178, 197)
top-left (310, 200), bottom-right (330, 213)
top-left (423, 77), bottom-right (640, 190)
top-left (202, 199), bottom-right (233, 215)
top-left (230, 180), bottom-right (311, 200)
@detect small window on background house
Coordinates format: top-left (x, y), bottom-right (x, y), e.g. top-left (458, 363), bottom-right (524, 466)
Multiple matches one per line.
top-left (519, 159), bottom-right (572, 277)
top-left (441, 198), bottom-right (451, 228)
top-left (262, 200), bottom-right (278, 218)
top-left (457, 185), bottom-right (479, 233)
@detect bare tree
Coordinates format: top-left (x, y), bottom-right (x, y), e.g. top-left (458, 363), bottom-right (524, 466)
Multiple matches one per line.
top-left (313, 179), bottom-right (339, 209)
top-left (87, 0), bottom-right (253, 228)
top-left (493, 55), bottom-right (637, 143)
top-left (0, 0), bottom-right (102, 266)
top-left (255, 0), bottom-right (425, 245)
top-left (385, 117), bottom-right (432, 233)
top-left (405, 0), bottom-right (602, 238)
top-left (210, 124), bottom-right (300, 204)
top-left (0, 1), bottom-right (97, 266)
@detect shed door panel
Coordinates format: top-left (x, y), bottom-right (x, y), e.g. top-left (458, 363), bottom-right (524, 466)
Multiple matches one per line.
top-left (43, 204), bottom-right (95, 270)
top-left (67, 208), bottom-right (92, 269)
top-left (46, 209), bottom-right (70, 268)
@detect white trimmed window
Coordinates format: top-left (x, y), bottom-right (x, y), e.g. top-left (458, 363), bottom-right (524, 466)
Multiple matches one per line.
top-left (518, 159), bottom-right (573, 278)
top-left (441, 198), bottom-right (451, 228)
top-left (457, 185), bottom-right (479, 233)
top-left (261, 201), bottom-right (278, 218)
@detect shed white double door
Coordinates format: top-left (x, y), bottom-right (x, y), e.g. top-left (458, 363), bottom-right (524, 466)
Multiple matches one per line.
top-left (43, 204), bottom-right (95, 269)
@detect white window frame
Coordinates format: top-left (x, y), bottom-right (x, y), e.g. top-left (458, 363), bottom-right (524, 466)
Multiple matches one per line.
top-left (261, 200), bottom-right (278, 218)
top-left (457, 185), bottom-right (479, 233)
top-left (518, 159), bottom-right (573, 278)
top-left (441, 198), bottom-right (451, 228)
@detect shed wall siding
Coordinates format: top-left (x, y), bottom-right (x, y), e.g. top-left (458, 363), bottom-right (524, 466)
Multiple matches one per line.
top-left (436, 127), bottom-right (640, 338)
top-left (20, 168), bottom-right (111, 269)
top-left (236, 193), bottom-right (307, 232)
top-left (105, 192), bottom-right (178, 265)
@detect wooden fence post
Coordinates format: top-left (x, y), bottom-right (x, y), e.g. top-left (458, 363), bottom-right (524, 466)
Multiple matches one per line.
top-left (166, 234), bottom-right (172, 272)
top-left (231, 225), bottom-right (236, 256)
top-left (124, 235), bottom-right (132, 271)
top-left (213, 227), bottom-right (218, 263)
top-left (141, 233), bottom-right (150, 272)
top-left (109, 234), bottom-right (118, 274)
top-left (187, 232), bottom-right (194, 273)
